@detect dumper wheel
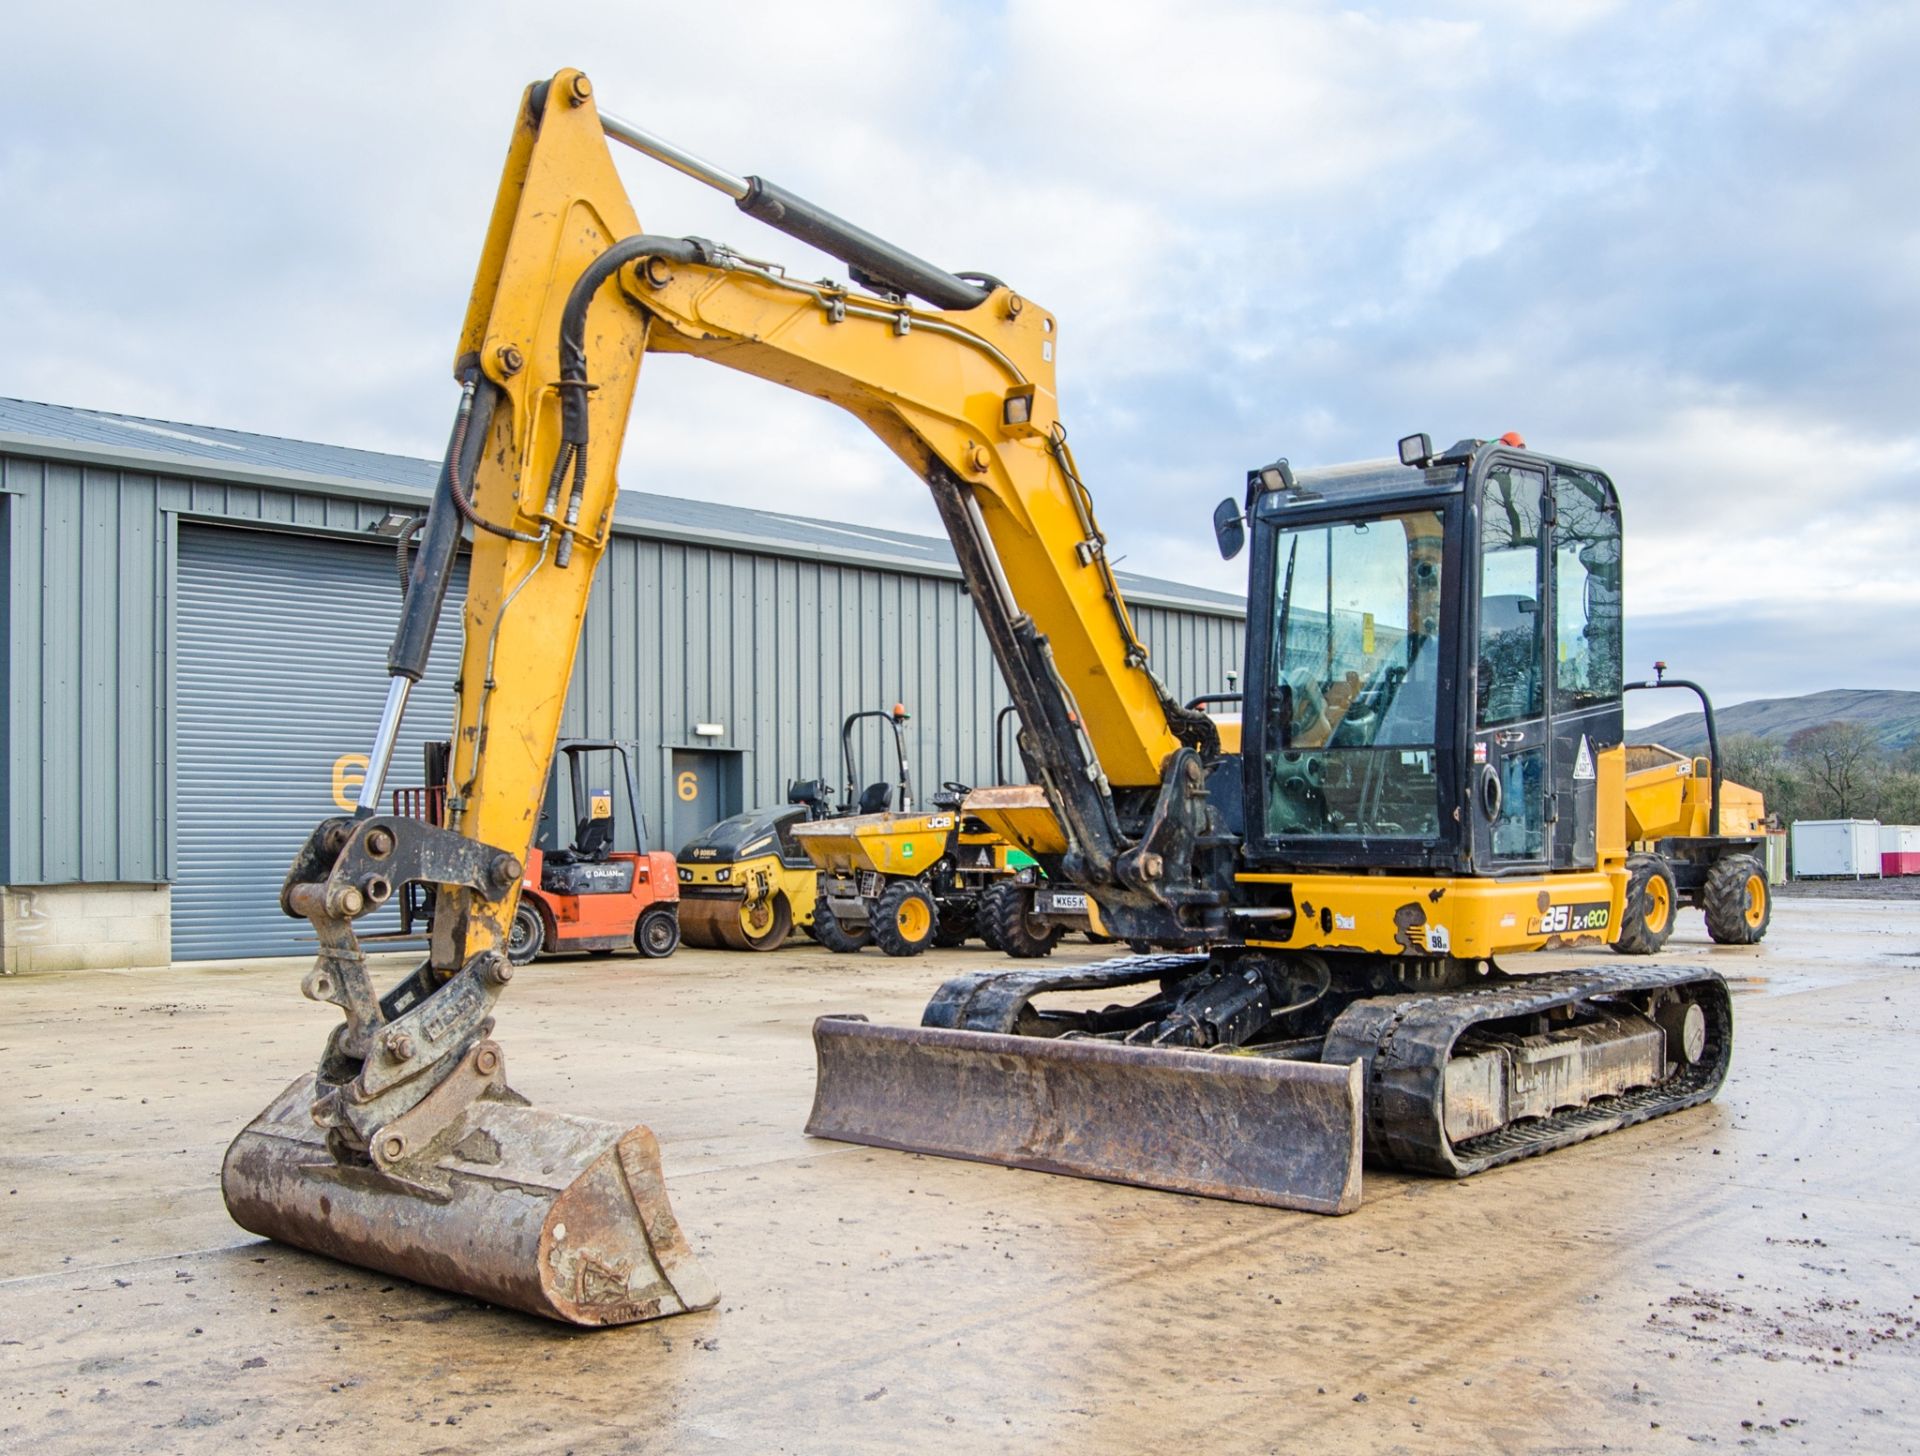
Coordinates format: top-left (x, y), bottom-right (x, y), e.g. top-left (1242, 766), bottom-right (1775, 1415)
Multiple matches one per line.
top-left (871, 881), bottom-right (938, 957)
top-left (507, 903), bottom-right (545, 965)
top-left (1613, 853), bottom-right (1676, 955)
top-left (636, 905), bottom-right (681, 958)
top-left (1703, 853), bottom-right (1770, 944)
top-left (981, 880), bottom-right (1062, 959)
top-left (975, 899), bottom-right (1005, 952)
top-left (812, 908), bottom-right (871, 953)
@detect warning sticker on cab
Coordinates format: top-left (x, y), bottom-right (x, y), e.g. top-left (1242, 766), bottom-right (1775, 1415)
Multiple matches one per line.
top-left (1572, 736), bottom-right (1596, 780)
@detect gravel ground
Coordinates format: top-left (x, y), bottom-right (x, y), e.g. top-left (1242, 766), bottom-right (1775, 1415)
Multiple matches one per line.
top-left (4, 899), bottom-right (1918, 1452)
top-left (1777, 875), bottom-right (1920, 900)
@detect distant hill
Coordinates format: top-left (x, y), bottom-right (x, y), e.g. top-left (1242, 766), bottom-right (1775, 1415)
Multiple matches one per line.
top-left (1630, 689), bottom-right (1920, 754)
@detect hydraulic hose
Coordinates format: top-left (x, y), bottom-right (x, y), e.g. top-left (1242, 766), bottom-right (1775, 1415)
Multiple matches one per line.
top-left (550, 234), bottom-right (710, 565)
top-left (556, 235), bottom-right (710, 443)
top-left (445, 378), bottom-right (541, 545)
top-left (394, 514), bottom-right (425, 599)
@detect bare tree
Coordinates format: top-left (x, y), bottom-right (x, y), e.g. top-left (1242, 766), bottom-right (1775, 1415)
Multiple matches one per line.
top-left (1786, 721), bottom-right (1883, 820)
top-left (1881, 769), bottom-right (1920, 825)
top-left (1718, 733), bottom-right (1797, 823)
top-left (1718, 733), bottom-right (1782, 792)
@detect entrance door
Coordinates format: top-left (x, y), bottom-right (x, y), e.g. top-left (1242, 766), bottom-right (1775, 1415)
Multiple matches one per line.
top-left (1472, 463), bottom-right (1551, 870)
top-left (670, 750), bottom-right (722, 852)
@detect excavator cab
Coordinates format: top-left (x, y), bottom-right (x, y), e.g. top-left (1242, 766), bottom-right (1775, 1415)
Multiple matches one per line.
top-left (1237, 436), bottom-right (1626, 890)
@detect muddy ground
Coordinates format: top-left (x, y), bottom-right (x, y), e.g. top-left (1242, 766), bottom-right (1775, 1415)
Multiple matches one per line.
top-left (3, 898), bottom-right (1918, 1453)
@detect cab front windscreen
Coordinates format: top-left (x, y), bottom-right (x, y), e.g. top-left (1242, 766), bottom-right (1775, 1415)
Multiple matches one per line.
top-left (1264, 508), bottom-right (1444, 841)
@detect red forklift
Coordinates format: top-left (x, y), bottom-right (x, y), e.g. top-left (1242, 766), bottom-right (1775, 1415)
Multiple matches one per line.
top-left (396, 739), bottom-right (680, 964)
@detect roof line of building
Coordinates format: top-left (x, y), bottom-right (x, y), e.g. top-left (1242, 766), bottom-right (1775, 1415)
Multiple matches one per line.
top-left (0, 406), bottom-right (1247, 620)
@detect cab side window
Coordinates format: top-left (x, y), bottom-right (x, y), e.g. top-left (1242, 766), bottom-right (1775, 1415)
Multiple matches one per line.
top-left (1477, 467), bottom-right (1546, 727)
top-left (1551, 467), bottom-right (1622, 713)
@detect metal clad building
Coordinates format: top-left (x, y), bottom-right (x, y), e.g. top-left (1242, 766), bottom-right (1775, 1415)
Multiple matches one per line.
top-left (0, 397), bottom-right (1247, 963)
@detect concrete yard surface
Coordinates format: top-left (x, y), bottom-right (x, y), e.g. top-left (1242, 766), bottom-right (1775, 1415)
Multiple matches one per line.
top-left (3, 899), bottom-right (1919, 1453)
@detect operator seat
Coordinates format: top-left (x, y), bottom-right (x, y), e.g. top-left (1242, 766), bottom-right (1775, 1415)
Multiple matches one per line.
top-left (572, 813), bottom-right (614, 862)
top-left (1372, 635), bottom-right (1440, 744)
top-left (857, 782), bottom-right (893, 815)
top-left (787, 778), bottom-right (833, 818)
top-left (1478, 594), bottom-right (1542, 722)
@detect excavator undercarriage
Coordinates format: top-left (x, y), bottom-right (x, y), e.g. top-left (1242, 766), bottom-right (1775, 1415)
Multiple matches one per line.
top-left (810, 952), bottom-right (1730, 1209)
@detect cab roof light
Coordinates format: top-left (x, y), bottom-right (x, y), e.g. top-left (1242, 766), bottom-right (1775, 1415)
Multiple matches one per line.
top-left (1397, 432), bottom-right (1433, 468)
top-left (1257, 459), bottom-right (1295, 492)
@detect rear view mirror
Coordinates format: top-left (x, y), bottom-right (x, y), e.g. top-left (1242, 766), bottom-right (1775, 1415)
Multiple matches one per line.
top-left (1213, 497), bottom-right (1246, 560)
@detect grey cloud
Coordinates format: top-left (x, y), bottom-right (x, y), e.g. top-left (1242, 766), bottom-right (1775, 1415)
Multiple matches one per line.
top-left (1, 1), bottom-right (1914, 709)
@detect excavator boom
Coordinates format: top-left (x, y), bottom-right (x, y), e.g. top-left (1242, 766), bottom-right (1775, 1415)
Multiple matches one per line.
top-left (225, 69), bottom-right (1309, 1314)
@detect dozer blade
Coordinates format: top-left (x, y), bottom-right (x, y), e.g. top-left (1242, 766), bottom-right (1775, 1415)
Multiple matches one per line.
top-left (807, 1015), bottom-right (1363, 1214)
top-left (222, 1074), bottom-right (719, 1326)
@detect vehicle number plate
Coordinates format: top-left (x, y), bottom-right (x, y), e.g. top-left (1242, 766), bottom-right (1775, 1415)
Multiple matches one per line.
top-left (1046, 891), bottom-right (1088, 912)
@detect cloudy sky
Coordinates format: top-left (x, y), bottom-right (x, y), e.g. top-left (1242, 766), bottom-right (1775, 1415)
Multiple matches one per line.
top-left (3, 1), bottom-right (1914, 721)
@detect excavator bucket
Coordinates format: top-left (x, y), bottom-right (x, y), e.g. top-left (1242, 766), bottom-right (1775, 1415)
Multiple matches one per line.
top-left (223, 1073), bottom-right (718, 1326)
top-left (807, 1016), bottom-right (1364, 1214)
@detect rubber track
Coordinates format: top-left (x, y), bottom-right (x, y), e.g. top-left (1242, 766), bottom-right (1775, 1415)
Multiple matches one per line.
top-left (921, 952), bottom-right (1209, 1032)
top-left (1322, 963), bottom-right (1733, 1177)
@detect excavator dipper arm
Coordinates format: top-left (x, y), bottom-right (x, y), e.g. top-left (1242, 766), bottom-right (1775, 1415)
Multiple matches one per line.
top-left (221, 75), bottom-right (714, 1325)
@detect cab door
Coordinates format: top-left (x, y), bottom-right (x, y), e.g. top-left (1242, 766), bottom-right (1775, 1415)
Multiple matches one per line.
top-left (1471, 461), bottom-right (1551, 871)
top-left (1544, 466), bottom-right (1623, 871)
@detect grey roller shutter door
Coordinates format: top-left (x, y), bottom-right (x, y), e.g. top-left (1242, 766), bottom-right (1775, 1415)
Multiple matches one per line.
top-left (173, 525), bottom-right (466, 960)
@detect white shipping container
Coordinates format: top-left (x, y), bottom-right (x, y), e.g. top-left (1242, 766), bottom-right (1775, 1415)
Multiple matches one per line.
top-left (1791, 819), bottom-right (1883, 878)
top-left (1879, 825), bottom-right (1920, 854)
top-left (1881, 824), bottom-right (1920, 877)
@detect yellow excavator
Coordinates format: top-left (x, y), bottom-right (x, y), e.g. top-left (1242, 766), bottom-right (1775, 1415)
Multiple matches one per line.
top-left (225, 69), bottom-right (1749, 1323)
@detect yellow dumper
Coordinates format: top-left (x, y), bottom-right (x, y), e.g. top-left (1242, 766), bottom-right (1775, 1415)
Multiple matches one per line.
top-left (1613, 665), bottom-right (1772, 951)
top-left (792, 807), bottom-right (959, 955)
top-left (960, 694), bottom-right (1244, 953)
top-left (790, 706), bottom-right (989, 955)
